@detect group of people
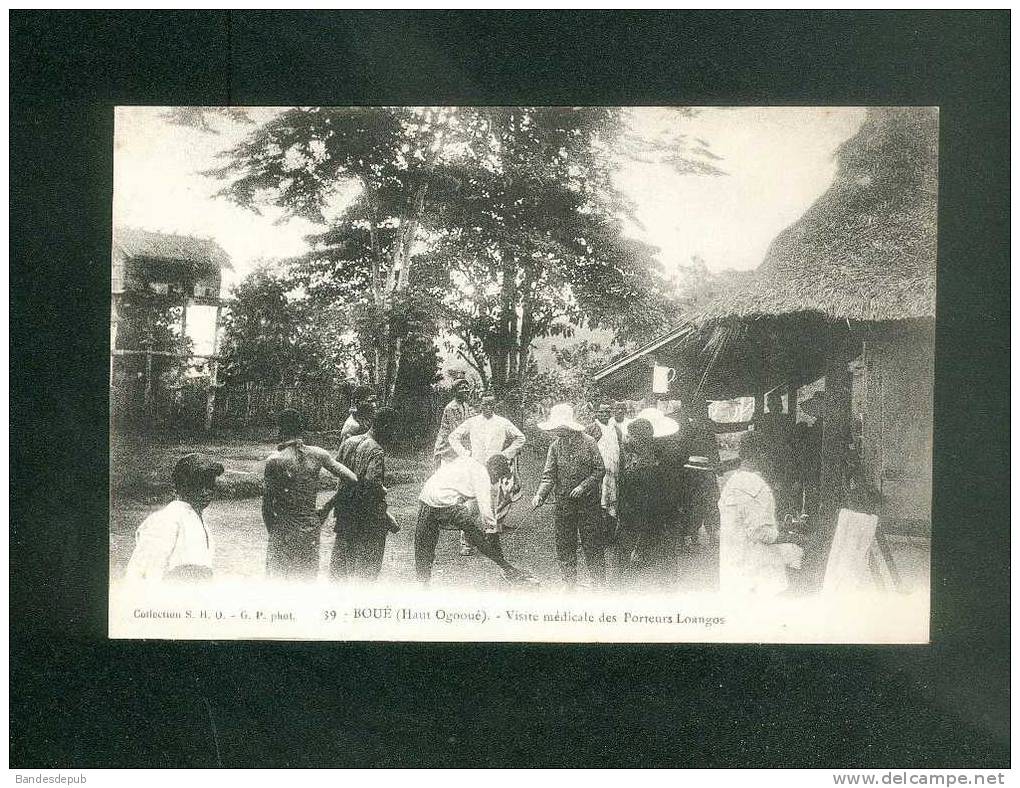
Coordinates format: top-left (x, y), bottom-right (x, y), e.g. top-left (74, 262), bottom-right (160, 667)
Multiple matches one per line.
top-left (123, 382), bottom-right (823, 597)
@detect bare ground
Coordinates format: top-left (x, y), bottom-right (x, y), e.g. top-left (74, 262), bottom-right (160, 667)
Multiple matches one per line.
top-left (109, 437), bottom-right (721, 591)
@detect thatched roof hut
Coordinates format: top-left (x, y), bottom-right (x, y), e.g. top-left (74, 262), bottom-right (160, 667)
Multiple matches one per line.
top-left (595, 108), bottom-right (938, 553)
top-left (595, 107), bottom-right (938, 400)
top-left (112, 226), bottom-right (232, 300)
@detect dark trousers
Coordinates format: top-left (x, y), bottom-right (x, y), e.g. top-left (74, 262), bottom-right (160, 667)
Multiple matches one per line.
top-left (682, 475), bottom-right (721, 542)
top-left (414, 503), bottom-right (515, 583)
top-left (553, 500), bottom-right (606, 587)
top-left (330, 519), bottom-right (387, 582)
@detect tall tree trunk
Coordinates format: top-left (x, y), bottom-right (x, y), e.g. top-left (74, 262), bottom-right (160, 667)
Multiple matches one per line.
top-left (395, 181), bottom-right (430, 291)
top-left (365, 192), bottom-right (385, 388)
top-left (492, 260), bottom-right (516, 393)
top-left (381, 178), bottom-right (431, 399)
top-left (516, 270), bottom-right (536, 382)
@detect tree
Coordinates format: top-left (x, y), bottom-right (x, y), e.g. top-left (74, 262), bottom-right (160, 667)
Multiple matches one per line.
top-left (206, 106), bottom-right (722, 413)
top-left (208, 107), bottom-right (479, 401)
top-left (112, 288), bottom-right (195, 424)
top-left (668, 254), bottom-right (755, 312)
top-left (218, 263), bottom-right (356, 389)
top-left (423, 107), bottom-right (693, 401)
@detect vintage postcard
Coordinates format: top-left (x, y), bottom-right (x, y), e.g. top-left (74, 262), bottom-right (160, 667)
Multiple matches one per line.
top-left (108, 105), bottom-right (935, 642)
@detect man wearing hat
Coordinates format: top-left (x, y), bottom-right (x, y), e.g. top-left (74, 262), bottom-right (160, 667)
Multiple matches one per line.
top-left (124, 453), bottom-right (225, 582)
top-left (630, 407), bottom-right (685, 574)
top-left (718, 431), bottom-right (806, 596)
top-left (263, 408), bottom-right (358, 581)
top-left (532, 403), bottom-right (607, 588)
top-left (795, 391), bottom-right (826, 517)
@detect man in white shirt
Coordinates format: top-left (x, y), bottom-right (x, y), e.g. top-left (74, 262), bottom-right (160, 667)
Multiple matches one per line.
top-left (448, 391), bottom-right (526, 464)
top-left (447, 390), bottom-right (525, 555)
top-left (718, 432), bottom-right (805, 596)
top-left (414, 455), bottom-right (532, 585)
top-left (124, 453), bottom-right (225, 583)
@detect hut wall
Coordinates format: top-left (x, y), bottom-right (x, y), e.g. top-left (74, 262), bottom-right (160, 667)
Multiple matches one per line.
top-left (862, 323), bottom-right (935, 525)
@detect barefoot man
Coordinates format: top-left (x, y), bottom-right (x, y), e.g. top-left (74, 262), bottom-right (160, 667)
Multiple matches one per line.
top-left (263, 408), bottom-right (357, 581)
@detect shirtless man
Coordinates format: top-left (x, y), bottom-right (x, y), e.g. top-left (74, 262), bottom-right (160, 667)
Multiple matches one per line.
top-left (263, 408), bottom-right (357, 581)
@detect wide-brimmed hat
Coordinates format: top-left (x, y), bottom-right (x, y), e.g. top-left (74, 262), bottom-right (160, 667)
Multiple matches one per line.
top-left (538, 403), bottom-right (585, 432)
top-left (635, 407), bottom-right (680, 438)
top-left (800, 391), bottom-right (826, 417)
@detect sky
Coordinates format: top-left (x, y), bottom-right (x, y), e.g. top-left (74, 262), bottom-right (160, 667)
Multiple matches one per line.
top-left (113, 106), bottom-right (866, 351)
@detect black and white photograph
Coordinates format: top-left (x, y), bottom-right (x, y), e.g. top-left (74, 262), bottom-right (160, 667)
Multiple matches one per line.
top-left (11, 8), bottom-right (1011, 774)
top-left (108, 104), bottom-right (936, 642)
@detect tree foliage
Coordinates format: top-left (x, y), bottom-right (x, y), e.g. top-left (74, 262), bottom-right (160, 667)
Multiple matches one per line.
top-left (206, 106), bottom-right (722, 422)
top-left (218, 264), bottom-right (356, 389)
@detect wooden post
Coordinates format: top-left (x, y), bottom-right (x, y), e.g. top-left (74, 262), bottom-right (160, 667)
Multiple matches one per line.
top-left (804, 330), bottom-right (853, 588)
top-left (754, 392), bottom-right (765, 418)
top-left (204, 304), bottom-right (222, 431)
top-left (180, 290), bottom-right (189, 341)
top-left (110, 298), bottom-right (119, 387)
top-left (788, 384), bottom-right (798, 421)
top-left (143, 349), bottom-right (155, 424)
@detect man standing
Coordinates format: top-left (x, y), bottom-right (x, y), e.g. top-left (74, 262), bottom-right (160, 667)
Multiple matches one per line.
top-left (340, 385), bottom-right (378, 444)
top-left (718, 431), bottom-right (805, 596)
top-left (617, 416), bottom-right (661, 581)
top-left (612, 401), bottom-right (630, 431)
top-left (124, 453), bottom-right (224, 583)
top-left (796, 391), bottom-right (826, 518)
top-left (415, 454), bottom-right (533, 585)
top-left (330, 408), bottom-right (400, 583)
top-left (448, 390), bottom-right (525, 555)
top-left (263, 409), bottom-right (357, 581)
top-left (755, 390), bottom-right (797, 517)
top-left (679, 400), bottom-right (723, 548)
top-left (433, 378), bottom-right (474, 466)
top-left (533, 403), bottom-right (607, 588)
top-left (585, 402), bottom-right (621, 540)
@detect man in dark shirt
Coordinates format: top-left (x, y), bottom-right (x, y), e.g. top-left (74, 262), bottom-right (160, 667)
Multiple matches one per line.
top-left (330, 408), bottom-right (399, 583)
top-left (754, 390), bottom-right (797, 517)
top-left (796, 392), bottom-right (826, 518)
top-left (532, 403), bottom-right (606, 588)
top-left (339, 384), bottom-right (379, 444)
top-left (679, 400), bottom-right (723, 548)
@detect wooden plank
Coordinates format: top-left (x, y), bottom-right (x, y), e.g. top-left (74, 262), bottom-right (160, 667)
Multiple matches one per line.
top-left (822, 509), bottom-right (879, 595)
top-left (204, 304), bottom-right (223, 431)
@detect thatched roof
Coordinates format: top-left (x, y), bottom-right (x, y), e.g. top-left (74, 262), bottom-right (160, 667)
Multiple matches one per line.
top-left (112, 227), bottom-right (232, 272)
top-left (696, 106), bottom-right (937, 323)
top-left (593, 107), bottom-right (938, 399)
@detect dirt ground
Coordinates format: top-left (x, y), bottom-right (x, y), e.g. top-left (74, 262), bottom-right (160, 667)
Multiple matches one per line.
top-left (109, 436), bottom-right (720, 591)
top-left (109, 436), bottom-right (929, 593)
